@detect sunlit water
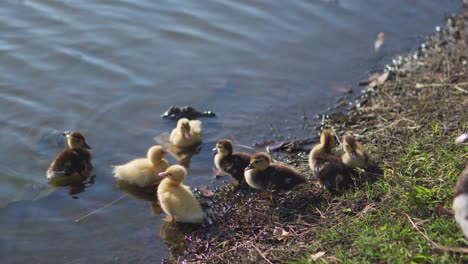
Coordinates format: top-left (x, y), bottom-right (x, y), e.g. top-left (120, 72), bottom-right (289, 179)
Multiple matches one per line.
top-left (0, 0), bottom-right (461, 262)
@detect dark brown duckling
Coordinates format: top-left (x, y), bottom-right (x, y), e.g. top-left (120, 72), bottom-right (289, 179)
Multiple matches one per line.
top-left (453, 132), bottom-right (468, 238)
top-left (341, 134), bottom-right (369, 169)
top-left (46, 131), bottom-right (92, 185)
top-left (213, 139), bottom-right (251, 185)
top-left (244, 152), bottom-right (307, 193)
top-left (309, 129), bottom-right (350, 189)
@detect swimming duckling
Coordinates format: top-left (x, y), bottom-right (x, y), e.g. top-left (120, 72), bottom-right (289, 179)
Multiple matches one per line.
top-left (46, 131), bottom-right (92, 185)
top-left (244, 152), bottom-right (307, 193)
top-left (341, 135), bottom-right (369, 169)
top-left (170, 118), bottom-right (202, 148)
top-left (113, 145), bottom-right (169, 188)
top-left (453, 132), bottom-right (468, 238)
top-left (157, 165), bottom-right (203, 223)
top-left (309, 129), bottom-right (350, 189)
top-left (213, 139), bottom-right (251, 185)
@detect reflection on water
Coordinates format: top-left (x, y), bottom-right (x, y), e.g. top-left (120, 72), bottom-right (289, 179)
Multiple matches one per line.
top-left (154, 131), bottom-right (202, 168)
top-left (0, 0), bottom-right (461, 262)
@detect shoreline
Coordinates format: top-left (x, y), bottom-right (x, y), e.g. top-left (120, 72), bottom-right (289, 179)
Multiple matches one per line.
top-left (164, 7), bottom-right (467, 263)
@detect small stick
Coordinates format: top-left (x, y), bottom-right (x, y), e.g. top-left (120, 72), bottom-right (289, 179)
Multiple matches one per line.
top-left (253, 244), bottom-right (273, 264)
top-left (404, 213), bottom-right (468, 253)
top-left (75, 194), bottom-right (128, 223)
top-left (234, 143), bottom-right (255, 151)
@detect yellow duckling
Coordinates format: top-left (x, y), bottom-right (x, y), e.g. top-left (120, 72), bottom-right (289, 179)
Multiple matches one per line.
top-left (341, 135), bottom-right (369, 169)
top-left (157, 165), bottom-right (203, 223)
top-left (453, 132), bottom-right (468, 238)
top-left (113, 145), bottom-right (170, 188)
top-left (309, 129), bottom-right (349, 189)
top-left (46, 131), bottom-right (92, 185)
top-left (214, 139), bottom-right (251, 185)
top-left (170, 118), bottom-right (202, 148)
top-left (244, 152), bottom-right (307, 193)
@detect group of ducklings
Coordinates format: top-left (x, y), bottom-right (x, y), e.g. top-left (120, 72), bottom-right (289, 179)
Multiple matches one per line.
top-left (46, 118), bottom-right (369, 224)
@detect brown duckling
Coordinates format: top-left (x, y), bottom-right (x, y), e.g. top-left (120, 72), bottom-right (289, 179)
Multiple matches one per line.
top-left (170, 118), bottom-right (202, 148)
top-left (157, 165), bottom-right (203, 223)
top-left (309, 129), bottom-right (350, 189)
top-left (213, 139), bottom-right (251, 185)
top-left (453, 132), bottom-right (468, 238)
top-left (113, 145), bottom-right (170, 188)
top-left (46, 131), bottom-right (92, 185)
top-left (341, 134), bottom-right (369, 169)
top-left (244, 152), bottom-right (307, 193)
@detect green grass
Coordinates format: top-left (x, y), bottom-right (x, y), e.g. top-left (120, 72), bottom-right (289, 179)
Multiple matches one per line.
top-left (301, 128), bottom-right (468, 263)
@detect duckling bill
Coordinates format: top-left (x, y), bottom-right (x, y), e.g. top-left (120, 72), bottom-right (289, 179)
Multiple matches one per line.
top-left (170, 118), bottom-right (202, 148)
top-left (244, 152), bottom-right (307, 193)
top-left (46, 131), bottom-right (92, 186)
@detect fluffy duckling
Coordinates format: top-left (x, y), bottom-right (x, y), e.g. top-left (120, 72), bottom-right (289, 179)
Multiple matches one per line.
top-left (46, 132), bottom-right (92, 185)
top-left (244, 152), bottom-right (307, 193)
top-left (157, 165), bottom-right (203, 223)
top-left (214, 139), bottom-right (251, 184)
top-left (453, 132), bottom-right (468, 238)
top-left (113, 145), bottom-right (169, 188)
top-left (170, 118), bottom-right (202, 148)
top-left (309, 129), bottom-right (350, 189)
top-left (341, 135), bottom-right (369, 169)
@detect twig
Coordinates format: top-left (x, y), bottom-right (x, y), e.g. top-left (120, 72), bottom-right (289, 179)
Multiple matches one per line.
top-left (235, 143), bottom-right (255, 151)
top-left (404, 213), bottom-right (468, 253)
top-left (415, 81), bottom-right (468, 88)
top-left (75, 194), bottom-right (128, 223)
top-left (453, 85), bottom-right (468, 94)
top-left (253, 244), bottom-right (273, 264)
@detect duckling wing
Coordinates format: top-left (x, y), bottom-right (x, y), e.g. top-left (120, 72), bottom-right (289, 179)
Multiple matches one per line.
top-left (159, 185), bottom-right (203, 223)
top-left (265, 164), bottom-right (307, 192)
top-left (49, 149), bottom-right (89, 175)
top-left (223, 152), bottom-right (251, 182)
top-left (113, 158), bottom-right (158, 187)
top-left (316, 161), bottom-right (350, 189)
top-left (189, 120), bottom-right (202, 135)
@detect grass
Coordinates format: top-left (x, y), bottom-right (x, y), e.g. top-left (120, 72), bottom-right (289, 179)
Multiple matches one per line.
top-left (305, 130), bottom-right (467, 263)
top-left (163, 11), bottom-right (468, 264)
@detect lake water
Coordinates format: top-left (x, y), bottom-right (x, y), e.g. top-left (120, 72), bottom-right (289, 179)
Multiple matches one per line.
top-left (0, 0), bottom-right (461, 262)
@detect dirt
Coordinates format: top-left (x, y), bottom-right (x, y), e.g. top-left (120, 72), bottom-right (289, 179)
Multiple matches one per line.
top-left (162, 7), bottom-right (468, 264)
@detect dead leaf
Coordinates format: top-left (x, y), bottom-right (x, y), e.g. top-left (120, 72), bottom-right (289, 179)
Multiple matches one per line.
top-left (367, 71), bottom-right (389, 88)
top-left (272, 226), bottom-right (290, 241)
top-left (311, 251), bottom-right (326, 261)
top-left (198, 185), bottom-right (214, 198)
top-left (358, 72), bottom-right (380, 86)
top-left (376, 71), bottom-right (389, 85)
top-left (374, 32), bottom-right (385, 51)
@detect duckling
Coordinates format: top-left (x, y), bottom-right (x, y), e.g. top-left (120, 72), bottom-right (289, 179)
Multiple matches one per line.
top-left (46, 131), bottom-right (92, 185)
top-left (309, 129), bottom-right (350, 189)
top-left (157, 165), bottom-right (203, 223)
top-left (170, 118), bottom-right (202, 148)
top-left (453, 132), bottom-right (468, 238)
top-left (213, 139), bottom-right (251, 185)
top-left (113, 145), bottom-right (169, 188)
top-left (244, 152), bottom-right (307, 193)
top-left (341, 135), bottom-right (369, 169)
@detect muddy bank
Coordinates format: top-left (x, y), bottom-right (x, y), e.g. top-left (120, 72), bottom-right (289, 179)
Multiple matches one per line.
top-left (164, 8), bottom-right (467, 264)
